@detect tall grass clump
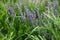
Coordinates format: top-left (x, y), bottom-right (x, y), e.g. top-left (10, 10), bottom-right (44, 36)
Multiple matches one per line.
top-left (0, 0), bottom-right (60, 40)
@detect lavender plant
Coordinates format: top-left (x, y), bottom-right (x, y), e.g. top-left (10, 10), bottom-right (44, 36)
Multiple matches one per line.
top-left (0, 0), bottom-right (60, 40)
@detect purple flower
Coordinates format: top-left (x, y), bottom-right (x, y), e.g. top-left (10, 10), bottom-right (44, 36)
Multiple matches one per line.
top-left (35, 8), bottom-right (41, 18)
top-left (5, 4), bottom-right (9, 10)
top-left (9, 7), bottom-right (14, 16)
top-left (33, 0), bottom-right (36, 4)
top-left (28, 13), bottom-right (35, 20)
top-left (44, 12), bottom-right (47, 19)
top-left (16, 3), bottom-right (20, 10)
top-left (24, 6), bottom-right (30, 15)
top-left (52, 1), bottom-right (56, 7)
top-left (16, 3), bottom-right (23, 16)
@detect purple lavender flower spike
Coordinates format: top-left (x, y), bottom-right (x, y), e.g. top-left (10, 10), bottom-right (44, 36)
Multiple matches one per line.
top-left (5, 4), bottom-right (9, 10)
top-left (16, 3), bottom-right (23, 16)
top-left (16, 3), bottom-right (20, 10)
top-left (16, 3), bottom-right (27, 20)
top-left (25, 6), bottom-right (32, 14)
top-left (52, 1), bottom-right (56, 7)
top-left (33, 0), bottom-right (36, 4)
top-left (28, 13), bottom-right (35, 20)
top-left (52, 0), bottom-right (57, 16)
top-left (24, 6), bottom-right (30, 15)
top-left (35, 8), bottom-right (41, 19)
top-left (44, 12), bottom-right (47, 19)
top-left (9, 7), bottom-right (14, 16)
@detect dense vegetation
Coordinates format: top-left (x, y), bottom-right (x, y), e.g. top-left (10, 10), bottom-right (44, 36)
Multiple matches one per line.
top-left (0, 0), bottom-right (60, 40)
